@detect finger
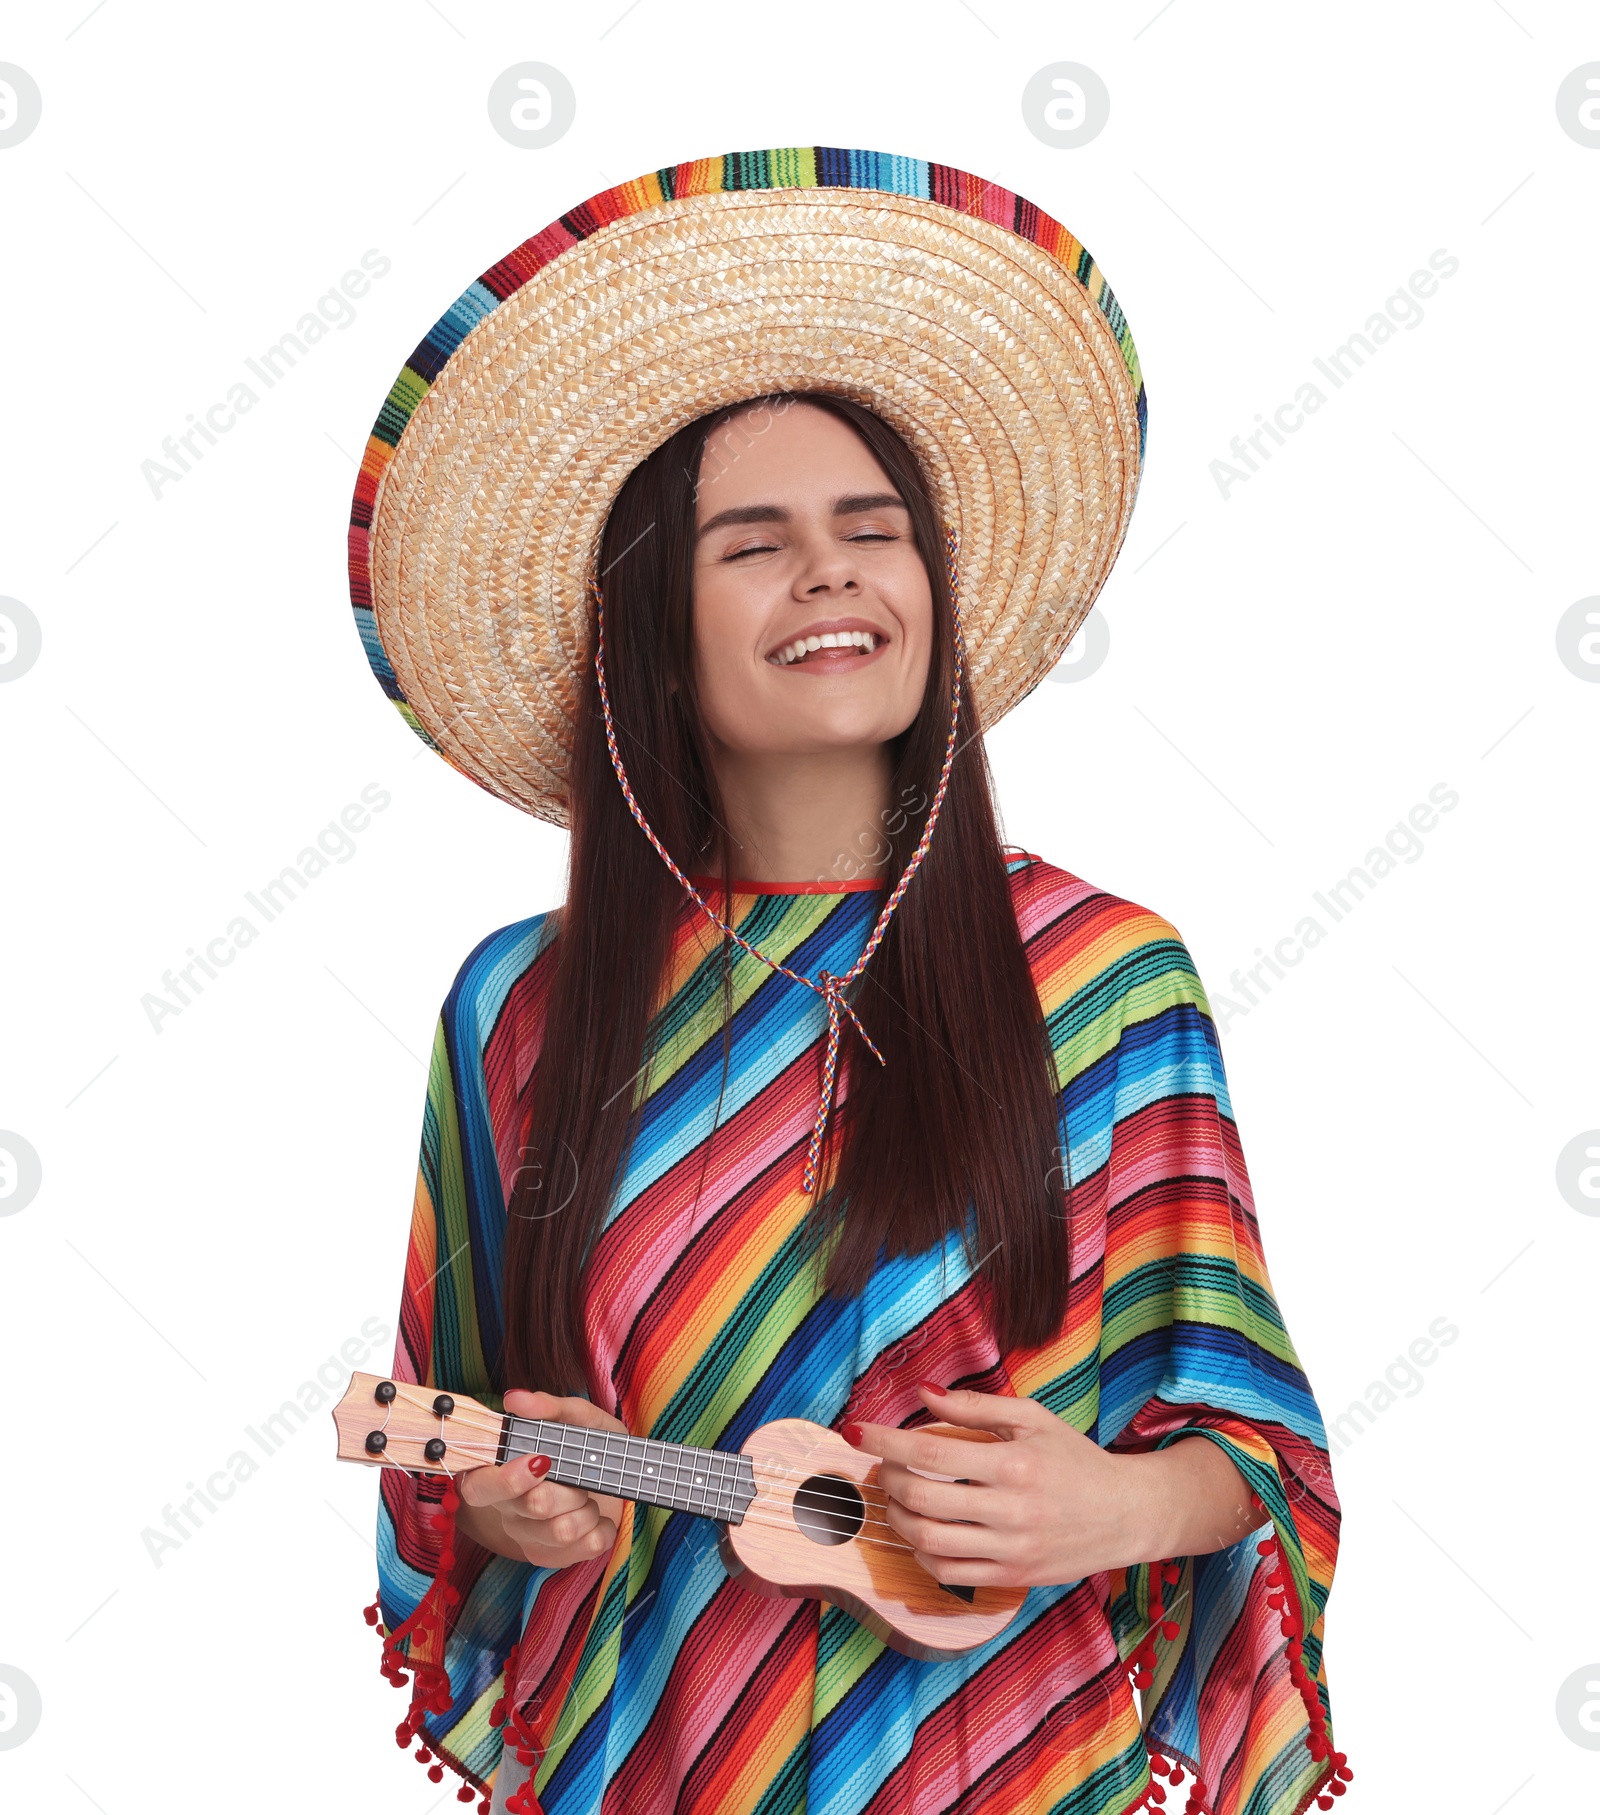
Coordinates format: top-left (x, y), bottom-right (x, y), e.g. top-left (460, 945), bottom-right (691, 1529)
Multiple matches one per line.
top-left (565, 1517), bottom-right (617, 1561)
top-left (538, 1500), bottom-right (602, 1549)
top-left (506, 1512), bottom-right (615, 1566)
top-left (915, 1383), bottom-right (1050, 1436)
top-left (884, 1499), bottom-right (1022, 1565)
top-left (460, 1450), bottom-right (552, 1508)
top-left (843, 1418), bottom-right (1007, 1484)
top-left (500, 1501), bottom-right (593, 1552)
top-left (523, 1504), bottom-right (616, 1555)
top-left (512, 1475), bottom-right (594, 1521)
top-left (875, 1462), bottom-right (999, 1527)
top-left (909, 1547), bottom-right (1020, 1588)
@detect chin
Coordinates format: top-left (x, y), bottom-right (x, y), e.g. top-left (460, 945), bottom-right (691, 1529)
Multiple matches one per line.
top-left (755, 714), bottom-right (912, 755)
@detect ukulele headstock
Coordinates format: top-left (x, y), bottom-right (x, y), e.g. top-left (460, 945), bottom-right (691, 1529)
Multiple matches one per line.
top-left (331, 1371), bottom-right (503, 1474)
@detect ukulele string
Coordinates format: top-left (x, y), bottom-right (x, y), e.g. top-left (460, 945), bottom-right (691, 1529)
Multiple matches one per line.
top-left (368, 1415), bottom-right (972, 1546)
top-left (374, 1419), bottom-right (976, 1539)
top-left (499, 1426), bottom-right (973, 1519)
top-left (364, 1435), bottom-right (941, 1556)
top-left (432, 1435), bottom-right (919, 1544)
top-left (365, 1455), bottom-right (933, 1560)
top-left (500, 1437), bottom-right (930, 1539)
top-left (369, 1389), bottom-right (915, 1512)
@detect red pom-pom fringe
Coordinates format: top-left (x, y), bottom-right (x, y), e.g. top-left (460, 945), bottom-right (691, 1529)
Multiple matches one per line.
top-left (1136, 1746), bottom-right (1214, 1815)
top-left (1122, 1517), bottom-right (1357, 1814)
top-left (491, 1638), bottom-right (550, 1813)
top-left (1126, 1555), bottom-right (1183, 1700)
top-left (360, 1472), bottom-right (503, 1812)
top-left (1254, 1526), bottom-right (1353, 1810)
top-left (505, 1778), bottom-right (547, 1815)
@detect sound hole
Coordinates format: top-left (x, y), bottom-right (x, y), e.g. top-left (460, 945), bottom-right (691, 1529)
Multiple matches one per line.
top-left (792, 1474), bottom-right (864, 1546)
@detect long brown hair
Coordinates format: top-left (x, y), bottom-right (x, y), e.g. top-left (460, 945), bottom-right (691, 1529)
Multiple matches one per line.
top-left (501, 391), bottom-right (1068, 1397)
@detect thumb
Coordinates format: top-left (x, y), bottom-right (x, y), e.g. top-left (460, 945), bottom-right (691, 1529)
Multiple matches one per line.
top-left (504, 1388), bottom-right (565, 1420)
top-left (505, 1387), bottom-right (627, 1433)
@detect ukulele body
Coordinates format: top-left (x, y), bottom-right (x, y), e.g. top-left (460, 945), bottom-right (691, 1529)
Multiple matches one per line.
top-left (718, 1416), bottom-right (1025, 1661)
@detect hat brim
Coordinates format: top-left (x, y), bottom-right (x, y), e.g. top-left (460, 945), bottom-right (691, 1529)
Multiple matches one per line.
top-left (349, 148), bottom-right (1146, 826)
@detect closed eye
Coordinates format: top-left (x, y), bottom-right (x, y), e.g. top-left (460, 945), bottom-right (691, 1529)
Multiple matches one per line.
top-left (722, 529), bottom-right (902, 561)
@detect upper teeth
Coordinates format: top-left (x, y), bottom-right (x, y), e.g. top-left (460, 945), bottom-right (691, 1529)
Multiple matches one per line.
top-left (772, 630), bottom-right (880, 665)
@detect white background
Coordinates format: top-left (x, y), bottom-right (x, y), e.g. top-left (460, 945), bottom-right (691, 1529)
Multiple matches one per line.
top-left (2, 3), bottom-right (1596, 1811)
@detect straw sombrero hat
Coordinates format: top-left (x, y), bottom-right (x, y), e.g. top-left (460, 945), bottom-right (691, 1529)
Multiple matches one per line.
top-left (348, 146), bottom-right (1147, 826)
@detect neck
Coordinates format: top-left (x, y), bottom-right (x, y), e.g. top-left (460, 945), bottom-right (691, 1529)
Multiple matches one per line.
top-left (708, 744), bottom-right (895, 885)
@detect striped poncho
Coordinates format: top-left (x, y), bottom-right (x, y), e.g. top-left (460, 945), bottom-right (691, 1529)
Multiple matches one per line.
top-left (369, 856), bottom-right (1348, 1815)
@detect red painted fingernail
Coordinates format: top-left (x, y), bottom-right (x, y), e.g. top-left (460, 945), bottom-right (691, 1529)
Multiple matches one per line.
top-left (919, 1380), bottom-right (947, 1396)
top-left (527, 1454), bottom-right (551, 1478)
top-left (841, 1422), bottom-right (863, 1447)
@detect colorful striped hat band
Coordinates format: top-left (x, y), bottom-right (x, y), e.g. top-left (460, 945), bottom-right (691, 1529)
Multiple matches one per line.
top-left (590, 522), bottom-right (967, 1193)
top-left (348, 147), bottom-right (1146, 827)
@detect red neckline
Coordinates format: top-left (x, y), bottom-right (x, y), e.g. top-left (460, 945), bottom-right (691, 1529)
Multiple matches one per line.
top-left (682, 850), bottom-right (1041, 896)
top-left (684, 874), bottom-right (887, 895)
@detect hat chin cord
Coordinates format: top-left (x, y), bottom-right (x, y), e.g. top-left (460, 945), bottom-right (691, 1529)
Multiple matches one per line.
top-left (589, 524), bottom-right (967, 1194)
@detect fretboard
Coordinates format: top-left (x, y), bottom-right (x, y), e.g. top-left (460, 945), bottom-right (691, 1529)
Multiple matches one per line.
top-left (501, 1417), bottom-right (757, 1524)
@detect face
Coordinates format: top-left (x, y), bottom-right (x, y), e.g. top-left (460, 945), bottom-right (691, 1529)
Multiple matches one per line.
top-left (690, 400), bottom-right (935, 759)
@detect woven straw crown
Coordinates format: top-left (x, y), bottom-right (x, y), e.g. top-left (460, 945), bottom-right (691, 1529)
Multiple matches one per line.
top-left (347, 147), bottom-right (1147, 825)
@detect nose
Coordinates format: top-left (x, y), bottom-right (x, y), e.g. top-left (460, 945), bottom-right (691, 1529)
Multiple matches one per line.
top-left (794, 530), bottom-right (863, 598)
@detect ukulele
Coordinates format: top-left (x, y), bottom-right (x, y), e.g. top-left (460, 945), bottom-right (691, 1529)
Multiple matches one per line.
top-left (333, 1371), bottom-right (1025, 1661)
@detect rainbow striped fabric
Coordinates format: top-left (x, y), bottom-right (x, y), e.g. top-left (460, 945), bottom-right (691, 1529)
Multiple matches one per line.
top-left (374, 859), bottom-right (1344, 1815)
top-left (347, 147), bottom-right (1147, 767)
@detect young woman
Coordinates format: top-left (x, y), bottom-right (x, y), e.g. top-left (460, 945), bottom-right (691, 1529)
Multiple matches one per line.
top-left (348, 151), bottom-right (1348, 1815)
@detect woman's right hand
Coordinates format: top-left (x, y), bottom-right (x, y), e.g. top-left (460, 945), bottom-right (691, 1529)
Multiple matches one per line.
top-left (455, 1388), bottom-right (628, 1569)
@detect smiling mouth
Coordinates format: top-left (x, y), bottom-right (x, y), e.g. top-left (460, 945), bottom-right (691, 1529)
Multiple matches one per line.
top-left (769, 629), bottom-right (883, 667)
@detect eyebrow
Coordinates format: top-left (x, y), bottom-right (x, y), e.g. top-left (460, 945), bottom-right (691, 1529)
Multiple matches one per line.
top-left (695, 491), bottom-right (908, 540)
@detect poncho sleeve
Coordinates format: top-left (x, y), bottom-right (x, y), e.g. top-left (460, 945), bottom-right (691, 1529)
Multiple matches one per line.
top-left (1093, 918), bottom-right (1351, 1815)
top-left (363, 921), bottom-right (556, 1810)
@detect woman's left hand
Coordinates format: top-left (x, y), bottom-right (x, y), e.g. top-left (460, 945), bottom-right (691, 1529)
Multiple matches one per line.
top-left (852, 1384), bottom-right (1228, 1588)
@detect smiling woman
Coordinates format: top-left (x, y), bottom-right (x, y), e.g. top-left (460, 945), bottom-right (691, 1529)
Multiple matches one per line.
top-left (348, 148), bottom-right (1348, 1815)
